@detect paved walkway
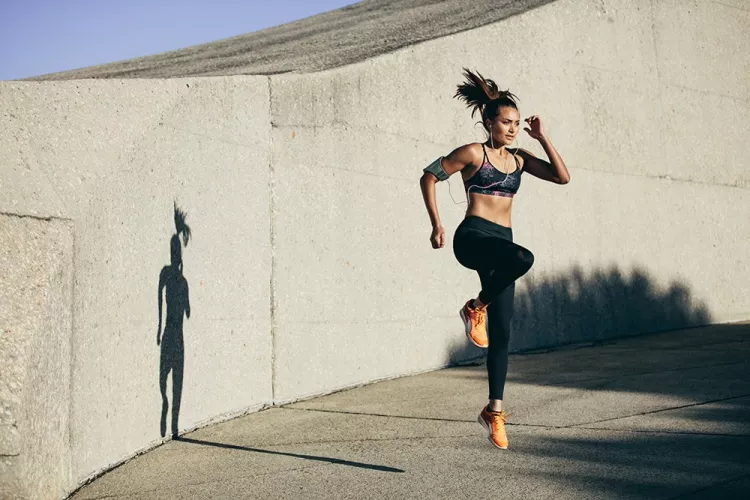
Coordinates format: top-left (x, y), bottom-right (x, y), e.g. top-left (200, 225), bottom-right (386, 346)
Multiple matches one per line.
top-left (70, 322), bottom-right (750, 499)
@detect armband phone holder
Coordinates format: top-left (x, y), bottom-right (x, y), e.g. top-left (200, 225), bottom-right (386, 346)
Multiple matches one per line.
top-left (423, 157), bottom-right (449, 181)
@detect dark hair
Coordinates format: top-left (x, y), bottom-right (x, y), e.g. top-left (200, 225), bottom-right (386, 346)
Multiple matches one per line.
top-left (173, 201), bottom-right (191, 247)
top-left (454, 68), bottom-right (519, 131)
top-left (172, 201), bottom-right (191, 272)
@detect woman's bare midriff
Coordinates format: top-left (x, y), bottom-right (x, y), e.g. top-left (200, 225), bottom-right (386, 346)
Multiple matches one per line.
top-left (460, 145), bottom-right (523, 227)
top-left (464, 193), bottom-right (514, 227)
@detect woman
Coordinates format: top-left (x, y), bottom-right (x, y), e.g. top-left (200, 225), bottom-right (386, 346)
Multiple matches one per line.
top-left (419, 68), bottom-right (570, 450)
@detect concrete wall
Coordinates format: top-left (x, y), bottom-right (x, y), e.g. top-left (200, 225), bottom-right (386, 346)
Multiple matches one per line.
top-left (0, 215), bottom-right (74, 500)
top-left (1, 77), bottom-right (274, 497)
top-left (268, 0), bottom-right (750, 399)
top-left (1, 0), bottom-right (748, 497)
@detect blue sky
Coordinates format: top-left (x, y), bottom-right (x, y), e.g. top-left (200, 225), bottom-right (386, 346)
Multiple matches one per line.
top-left (0, 0), bottom-right (359, 80)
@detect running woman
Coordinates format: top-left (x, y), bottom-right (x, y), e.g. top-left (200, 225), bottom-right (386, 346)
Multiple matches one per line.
top-left (419, 68), bottom-right (570, 449)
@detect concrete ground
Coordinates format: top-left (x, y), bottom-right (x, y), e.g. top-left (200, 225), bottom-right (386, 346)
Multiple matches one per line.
top-left (69, 322), bottom-right (750, 500)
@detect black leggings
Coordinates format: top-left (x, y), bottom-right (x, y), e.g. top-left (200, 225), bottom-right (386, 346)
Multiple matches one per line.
top-left (452, 215), bottom-right (534, 400)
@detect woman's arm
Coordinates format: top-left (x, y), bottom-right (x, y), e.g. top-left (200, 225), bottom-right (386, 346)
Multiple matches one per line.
top-left (185, 280), bottom-right (191, 319)
top-left (157, 269), bottom-right (165, 345)
top-left (419, 144), bottom-right (477, 247)
top-left (519, 116), bottom-right (570, 185)
top-left (420, 173), bottom-right (442, 230)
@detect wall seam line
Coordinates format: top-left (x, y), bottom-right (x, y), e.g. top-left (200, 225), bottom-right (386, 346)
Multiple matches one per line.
top-left (649, 0), bottom-right (667, 179)
top-left (268, 75), bottom-right (277, 405)
top-left (67, 220), bottom-right (77, 487)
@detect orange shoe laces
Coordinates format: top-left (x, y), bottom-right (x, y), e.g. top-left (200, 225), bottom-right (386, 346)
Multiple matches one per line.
top-left (488, 409), bottom-right (511, 425)
top-left (472, 305), bottom-right (486, 326)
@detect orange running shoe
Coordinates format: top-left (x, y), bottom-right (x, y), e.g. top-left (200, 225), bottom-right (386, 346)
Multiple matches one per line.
top-left (460, 299), bottom-right (488, 348)
top-left (478, 405), bottom-right (510, 449)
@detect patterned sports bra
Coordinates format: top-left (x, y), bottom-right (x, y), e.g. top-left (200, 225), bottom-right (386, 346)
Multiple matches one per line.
top-left (463, 144), bottom-right (523, 198)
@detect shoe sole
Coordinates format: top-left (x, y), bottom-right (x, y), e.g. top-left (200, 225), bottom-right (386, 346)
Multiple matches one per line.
top-left (477, 413), bottom-right (508, 450)
top-left (460, 306), bottom-right (488, 348)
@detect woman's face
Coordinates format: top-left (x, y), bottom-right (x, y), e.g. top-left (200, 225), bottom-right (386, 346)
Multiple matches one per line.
top-left (486, 106), bottom-right (521, 146)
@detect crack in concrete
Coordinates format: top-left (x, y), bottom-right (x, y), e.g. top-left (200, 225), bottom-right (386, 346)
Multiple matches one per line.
top-left (283, 395), bottom-right (750, 437)
top-left (666, 471), bottom-right (750, 500)
top-left (572, 427), bottom-right (750, 439)
top-left (516, 337), bottom-right (750, 356)
top-left (282, 406), bottom-right (472, 423)
top-left (254, 433), bottom-right (480, 448)
top-left (566, 393), bottom-right (750, 429)
top-left (538, 360), bottom-right (749, 387)
top-left (0, 211), bottom-right (72, 221)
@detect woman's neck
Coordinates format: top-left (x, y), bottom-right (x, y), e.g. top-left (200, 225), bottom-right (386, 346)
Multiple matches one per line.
top-left (485, 141), bottom-right (507, 156)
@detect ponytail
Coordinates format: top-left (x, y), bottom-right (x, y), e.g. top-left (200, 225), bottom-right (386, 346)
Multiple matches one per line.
top-left (454, 68), bottom-right (519, 128)
top-left (173, 201), bottom-right (191, 248)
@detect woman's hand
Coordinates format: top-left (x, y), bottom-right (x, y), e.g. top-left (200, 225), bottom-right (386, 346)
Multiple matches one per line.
top-left (524, 115), bottom-right (545, 140)
top-left (430, 225), bottom-right (446, 249)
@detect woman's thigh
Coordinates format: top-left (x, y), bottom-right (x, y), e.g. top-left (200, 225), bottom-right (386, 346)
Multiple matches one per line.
top-left (454, 229), bottom-right (528, 272)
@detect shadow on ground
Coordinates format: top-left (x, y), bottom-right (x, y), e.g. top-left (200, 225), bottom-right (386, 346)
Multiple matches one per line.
top-left (174, 436), bottom-right (404, 473)
top-left (68, 262), bottom-right (748, 499)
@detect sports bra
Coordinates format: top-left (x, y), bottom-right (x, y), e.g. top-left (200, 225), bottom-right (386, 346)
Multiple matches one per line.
top-left (463, 144), bottom-right (523, 198)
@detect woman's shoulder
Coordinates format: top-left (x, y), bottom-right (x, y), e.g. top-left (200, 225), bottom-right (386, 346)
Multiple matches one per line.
top-left (453, 142), bottom-right (484, 152)
top-left (453, 142), bottom-right (485, 165)
top-left (508, 147), bottom-right (532, 169)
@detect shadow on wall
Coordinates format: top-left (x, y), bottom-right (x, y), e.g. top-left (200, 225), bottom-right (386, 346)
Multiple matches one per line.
top-left (446, 336), bottom-right (486, 366)
top-left (511, 264), bottom-right (712, 352)
top-left (496, 321), bottom-right (750, 398)
top-left (157, 202), bottom-right (192, 438)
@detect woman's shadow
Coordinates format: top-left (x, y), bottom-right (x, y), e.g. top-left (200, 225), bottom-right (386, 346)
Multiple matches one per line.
top-left (157, 202), bottom-right (192, 438)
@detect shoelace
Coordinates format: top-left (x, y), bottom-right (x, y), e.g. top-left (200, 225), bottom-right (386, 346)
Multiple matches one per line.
top-left (488, 409), bottom-right (512, 424)
top-left (473, 306), bottom-right (486, 326)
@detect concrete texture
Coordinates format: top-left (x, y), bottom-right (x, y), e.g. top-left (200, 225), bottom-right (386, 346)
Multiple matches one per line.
top-left (60, 77), bottom-right (274, 486)
top-left (0, 215), bottom-right (74, 500)
top-left (1, 77), bottom-right (275, 493)
top-left (1, 0), bottom-right (749, 497)
top-left (24, 0), bottom-right (556, 80)
top-left (267, 0), bottom-right (750, 401)
top-left (67, 324), bottom-right (750, 499)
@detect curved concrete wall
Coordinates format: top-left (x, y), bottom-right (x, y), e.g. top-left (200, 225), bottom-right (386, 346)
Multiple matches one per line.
top-left (1, 77), bottom-right (274, 498)
top-left (1, 0), bottom-right (748, 497)
top-left (267, 0), bottom-right (750, 400)
top-left (1, 215), bottom-right (74, 499)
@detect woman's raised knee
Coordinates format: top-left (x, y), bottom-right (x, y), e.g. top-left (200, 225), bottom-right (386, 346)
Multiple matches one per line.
top-left (517, 248), bottom-right (534, 271)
